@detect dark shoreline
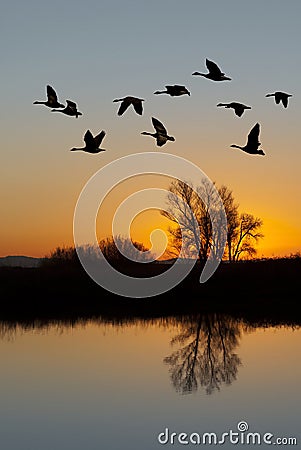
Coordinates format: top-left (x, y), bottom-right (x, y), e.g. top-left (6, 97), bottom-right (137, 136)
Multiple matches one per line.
top-left (0, 257), bottom-right (300, 325)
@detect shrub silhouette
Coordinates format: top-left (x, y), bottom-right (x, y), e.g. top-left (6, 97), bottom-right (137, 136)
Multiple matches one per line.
top-left (43, 236), bottom-right (153, 269)
top-left (98, 235), bottom-right (153, 265)
top-left (42, 246), bottom-right (79, 268)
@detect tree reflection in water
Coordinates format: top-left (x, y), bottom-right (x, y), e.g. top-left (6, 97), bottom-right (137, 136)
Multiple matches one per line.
top-left (164, 314), bottom-right (242, 395)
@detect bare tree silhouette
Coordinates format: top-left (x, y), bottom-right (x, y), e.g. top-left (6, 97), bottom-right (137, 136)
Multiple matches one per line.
top-left (163, 314), bottom-right (242, 395)
top-left (229, 213), bottom-right (264, 261)
top-left (161, 179), bottom-right (223, 260)
top-left (161, 179), bottom-right (263, 261)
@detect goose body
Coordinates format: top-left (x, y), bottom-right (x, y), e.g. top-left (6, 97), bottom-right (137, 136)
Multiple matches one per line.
top-left (113, 96), bottom-right (144, 116)
top-left (33, 85), bottom-right (64, 109)
top-left (217, 102), bottom-right (251, 117)
top-left (192, 58), bottom-right (231, 81)
top-left (230, 123), bottom-right (265, 156)
top-left (51, 100), bottom-right (82, 118)
top-left (154, 85), bottom-right (190, 97)
top-left (70, 130), bottom-right (106, 153)
top-left (141, 117), bottom-right (175, 147)
top-left (265, 91), bottom-right (292, 108)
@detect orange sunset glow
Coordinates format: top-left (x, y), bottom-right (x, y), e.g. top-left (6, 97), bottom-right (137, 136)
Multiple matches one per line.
top-left (1, 1), bottom-right (300, 263)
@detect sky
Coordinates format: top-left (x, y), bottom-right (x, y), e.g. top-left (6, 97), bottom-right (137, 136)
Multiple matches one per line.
top-left (1, 0), bottom-right (301, 258)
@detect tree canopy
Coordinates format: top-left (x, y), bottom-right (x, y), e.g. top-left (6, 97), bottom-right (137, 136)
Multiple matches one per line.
top-left (161, 179), bottom-right (263, 261)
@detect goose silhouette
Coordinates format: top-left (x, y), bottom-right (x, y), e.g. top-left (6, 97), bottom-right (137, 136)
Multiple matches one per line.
top-left (192, 58), bottom-right (231, 81)
top-left (51, 100), bottom-right (82, 118)
top-left (141, 117), bottom-right (175, 147)
top-left (113, 96), bottom-right (144, 116)
top-left (217, 102), bottom-right (251, 117)
top-left (265, 91), bottom-right (292, 108)
top-left (154, 85), bottom-right (190, 97)
top-left (230, 123), bottom-right (265, 156)
top-left (70, 130), bottom-right (106, 153)
top-left (33, 85), bottom-right (64, 109)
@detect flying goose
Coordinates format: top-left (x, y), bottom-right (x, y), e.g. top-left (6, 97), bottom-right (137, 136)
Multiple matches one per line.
top-left (154, 85), bottom-right (190, 97)
top-left (113, 96), bottom-right (144, 116)
top-left (51, 100), bottom-right (82, 118)
top-left (70, 130), bottom-right (106, 153)
top-left (230, 123), bottom-right (265, 156)
top-left (192, 58), bottom-right (231, 81)
top-left (33, 85), bottom-right (64, 109)
top-left (141, 117), bottom-right (175, 147)
top-left (217, 102), bottom-right (251, 117)
top-left (265, 91), bottom-right (292, 108)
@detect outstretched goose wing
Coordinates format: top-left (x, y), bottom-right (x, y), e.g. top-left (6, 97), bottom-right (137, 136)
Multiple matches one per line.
top-left (84, 130), bottom-right (95, 147)
top-left (234, 104), bottom-right (244, 117)
top-left (206, 59), bottom-right (223, 75)
top-left (66, 100), bottom-right (77, 111)
top-left (247, 123), bottom-right (260, 147)
top-left (117, 98), bottom-right (131, 116)
top-left (165, 85), bottom-right (177, 93)
top-left (274, 93), bottom-right (281, 104)
top-left (133, 99), bottom-right (143, 115)
top-left (152, 117), bottom-right (167, 135)
top-left (47, 85), bottom-right (59, 103)
top-left (93, 130), bottom-right (106, 148)
top-left (282, 95), bottom-right (288, 108)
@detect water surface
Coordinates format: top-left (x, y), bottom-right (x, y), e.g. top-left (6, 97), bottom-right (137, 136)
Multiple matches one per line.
top-left (0, 314), bottom-right (300, 449)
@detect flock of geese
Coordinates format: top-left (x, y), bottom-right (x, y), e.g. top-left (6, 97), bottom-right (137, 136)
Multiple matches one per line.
top-left (33, 58), bottom-right (292, 156)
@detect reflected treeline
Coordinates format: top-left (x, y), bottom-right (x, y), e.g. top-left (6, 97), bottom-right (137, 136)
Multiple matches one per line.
top-left (0, 315), bottom-right (181, 341)
top-left (0, 317), bottom-right (86, 341)
top-left (0, 312), bottom-right (300, 395)
top-left (164, 313), bottom-right (243, 395)
top-left (0, 311), bottom-right (299, 341)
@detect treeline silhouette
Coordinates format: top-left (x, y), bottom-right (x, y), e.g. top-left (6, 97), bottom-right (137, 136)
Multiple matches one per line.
top-left (0, 248), bottom-right (300, 322)
top-left (41, 236), bottom-right (154, 274)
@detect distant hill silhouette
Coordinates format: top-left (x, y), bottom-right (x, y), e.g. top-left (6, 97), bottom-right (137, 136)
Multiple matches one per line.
top-left (0, 255), bottom-right (43, 268)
